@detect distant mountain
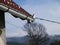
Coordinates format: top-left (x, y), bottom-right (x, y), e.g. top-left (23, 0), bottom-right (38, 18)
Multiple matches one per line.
top-left (7, 42), bottom-right (20, 45)
top-left (6, 35), bottom-right (60, 45)
top-left (6, 36), bottom-right (29, 45)
top-left (7, 41), bottom-right (28, 45)
top-left (7, 36), bottom-right (29, 43)
top-left (47, 35), bottom-right (60, 45)
top-left (53, 35), bottom-right (60, 40)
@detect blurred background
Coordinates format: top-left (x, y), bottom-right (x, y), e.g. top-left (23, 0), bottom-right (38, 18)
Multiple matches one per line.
top-left (5, 0), bottom-right (60, 45)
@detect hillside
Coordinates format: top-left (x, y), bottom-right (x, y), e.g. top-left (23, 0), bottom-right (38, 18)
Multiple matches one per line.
top-left (6, 35), bottom-right (60, 45)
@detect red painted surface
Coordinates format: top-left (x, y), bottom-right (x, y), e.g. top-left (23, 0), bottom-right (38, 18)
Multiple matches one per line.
top-left (0, 0), bottom-right (33, 18)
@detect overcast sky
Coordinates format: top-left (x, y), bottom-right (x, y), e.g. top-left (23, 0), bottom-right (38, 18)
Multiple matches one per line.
top-left (5, 0), bottom-right (60, 37)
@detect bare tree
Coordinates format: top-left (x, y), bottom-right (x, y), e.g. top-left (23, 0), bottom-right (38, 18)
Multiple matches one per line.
top-left (24, 22), bottom-right (48, 45)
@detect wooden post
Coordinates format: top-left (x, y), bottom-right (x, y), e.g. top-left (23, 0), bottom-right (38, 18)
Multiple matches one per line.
top-left (0, 10), bottom-right (6, 45)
